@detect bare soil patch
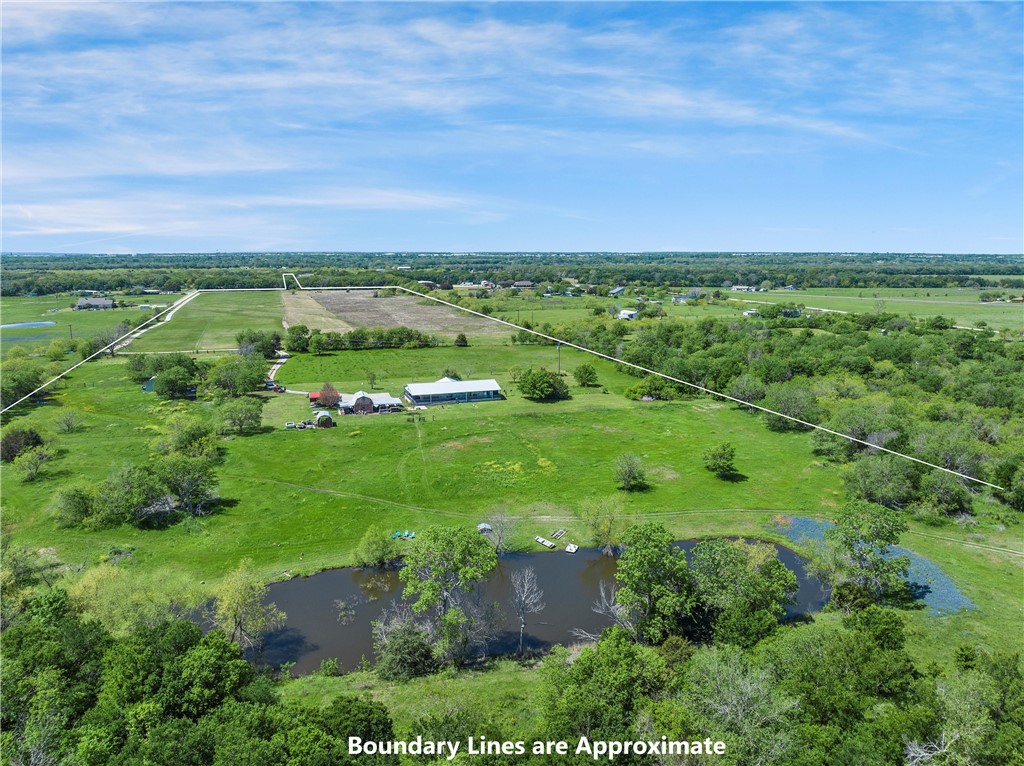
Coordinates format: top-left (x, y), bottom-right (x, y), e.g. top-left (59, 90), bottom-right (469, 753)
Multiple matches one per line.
top-left (282, 291), bottom-right (355, 332)
top-left (651, 466), bottom-right (681, 481)
top-left (310, 291), bottom-right (506, 338)
top-left (435, 436), bottom-right (496, 451)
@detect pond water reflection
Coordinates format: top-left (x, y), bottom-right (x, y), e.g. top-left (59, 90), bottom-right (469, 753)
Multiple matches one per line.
top-left (262, 541), bottom-right (828, 674)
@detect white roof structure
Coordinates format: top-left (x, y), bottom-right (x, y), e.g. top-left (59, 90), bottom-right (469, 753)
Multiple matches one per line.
top-left (341, 391), bottom-right (403, 407)
top-left (405, 378), bottom-right (501, 397)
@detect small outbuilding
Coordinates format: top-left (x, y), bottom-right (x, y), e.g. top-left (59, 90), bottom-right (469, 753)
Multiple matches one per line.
top-left (617, 309), bottom-right (638, 320)
top-left (313, 410), bottom-right (335, 427)
top-left (477, 523), bottom-right (493, 534)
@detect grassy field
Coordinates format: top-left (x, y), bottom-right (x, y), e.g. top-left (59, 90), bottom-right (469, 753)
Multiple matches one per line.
top-left (3, 348), bottom-right (844, 580)
top-left (3, 340), bottom-right (1021, 665)
top-left (0, 294), bottom-right (182, 357)
top-left (759, 287), bottom-right (1024, 332)
top-left (3, 291), bottom-right (1022, 672)
top-left (274, 341), bottom-right (619, 393)
top-left (490, 296), bottom-right (741, 328)
top-left (128, 291), bottom-right (284, 352)
top-left (281, 661), bottom-right (543, 737)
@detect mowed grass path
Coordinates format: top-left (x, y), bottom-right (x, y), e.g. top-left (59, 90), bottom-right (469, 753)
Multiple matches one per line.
top-left (129, 291), bottom-right (284, 352)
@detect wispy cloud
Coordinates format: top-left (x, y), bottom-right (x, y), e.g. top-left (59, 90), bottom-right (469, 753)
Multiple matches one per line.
top-left (2, 2), bottom-right (1020, 253)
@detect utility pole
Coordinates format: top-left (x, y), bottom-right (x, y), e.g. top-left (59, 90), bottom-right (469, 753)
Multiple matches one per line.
top-left (557, 342), bottom-right (561, 374)
top-left (69, 325), bottom-right (73, 339)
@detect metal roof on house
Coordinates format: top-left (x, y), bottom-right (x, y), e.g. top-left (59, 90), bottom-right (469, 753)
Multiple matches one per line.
top-left (405, 378), bottom-right (501, 397)
top-left (342, 391), bottom-right (403, 406)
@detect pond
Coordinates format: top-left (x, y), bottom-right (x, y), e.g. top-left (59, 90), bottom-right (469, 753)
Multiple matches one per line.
top-left (0, 321), bottom-right (57, 329)
top-left (262, 541), bottom-right (828, 674)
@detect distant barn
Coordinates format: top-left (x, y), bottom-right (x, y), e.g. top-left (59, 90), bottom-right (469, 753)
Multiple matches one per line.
top-left (339, 391), bottom-right (403, 414)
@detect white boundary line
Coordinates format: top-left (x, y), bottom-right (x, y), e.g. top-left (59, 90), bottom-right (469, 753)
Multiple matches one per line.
top-left (1, 291), bottom-right (200, 414)
top-left (2, 276), bottom-right (1006, 492)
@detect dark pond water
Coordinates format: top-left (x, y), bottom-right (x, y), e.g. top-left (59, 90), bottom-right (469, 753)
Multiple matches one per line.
top-left (262, 541), bottom-right (828, 675)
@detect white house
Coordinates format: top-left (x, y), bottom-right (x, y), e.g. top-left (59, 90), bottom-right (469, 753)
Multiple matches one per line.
top-left (617, 309), bottom-right (638, 320)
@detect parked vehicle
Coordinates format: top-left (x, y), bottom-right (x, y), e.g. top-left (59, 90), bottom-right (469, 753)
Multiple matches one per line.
top-left (284, 422), bottom-right (296, 429)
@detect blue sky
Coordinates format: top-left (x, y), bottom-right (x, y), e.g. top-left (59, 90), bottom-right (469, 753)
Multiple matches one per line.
top-left (2, 2), bottom-right (1021, 254)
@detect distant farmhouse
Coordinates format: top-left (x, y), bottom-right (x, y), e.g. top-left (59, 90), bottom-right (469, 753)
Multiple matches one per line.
top-left (672, 289), bottom-right (704, 303)
top-left (609, 286), bottom-right (626, 297)
top-left (511, 280), bottom-right (534, 289)
top-left (340, 391), bottom-right (403, 414)
top-left (404, 377), bottom-right (502, 406)
top-left (731, 285), bottom-right (758, 293)
top-left (75, 297), bottom-right (115, 310)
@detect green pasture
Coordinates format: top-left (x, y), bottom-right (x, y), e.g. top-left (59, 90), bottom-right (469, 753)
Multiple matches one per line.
top-left (274, 342), bottom-right (632, 394)
top-left (760, 288), bottom-right (1024, 331)
top-left (0, 294), bottom-right (182, 357)
top-left (2, 346), bottom-right (1021, 664)
top-left (3, 350), bottom-right (843, 584)
top-left (128, 291), bottom-right (284, 352)
top-left (478, 293), bottom-right (745, 329)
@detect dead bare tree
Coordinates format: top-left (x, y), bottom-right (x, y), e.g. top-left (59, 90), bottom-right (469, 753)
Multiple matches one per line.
top-left (510, 567), bottom-right (545, 654)
top-left (487, 506), bottom-right (517, 552)
top-left (571, 580), bottom-right (638, 642)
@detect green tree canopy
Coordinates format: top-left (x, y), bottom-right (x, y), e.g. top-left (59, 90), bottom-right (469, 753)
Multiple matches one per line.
top-left (209, 559), bottom-right (285, 651)
top-left (573, 363), bottom-right (598, 387)
top-left (517, 367), bottom-right (570, 401)
top-left (825, 500), bottom-right (909, 602)
top-left (398, 526), bottom-right (497, 616)
top-left (615, 523), bottom-right (694, 644)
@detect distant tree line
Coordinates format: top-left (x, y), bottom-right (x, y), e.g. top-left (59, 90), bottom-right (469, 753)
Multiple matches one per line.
top-left (4, 252), bottom-right (1023, 295)
top-left (286, 324), bottom-right (441, 354)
